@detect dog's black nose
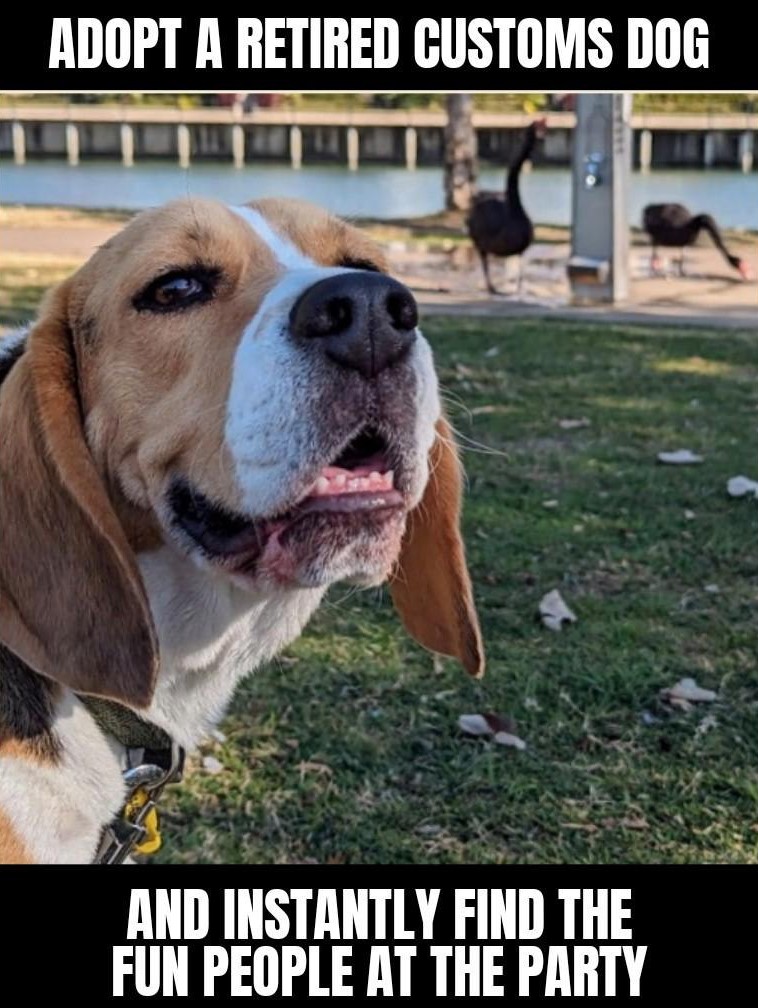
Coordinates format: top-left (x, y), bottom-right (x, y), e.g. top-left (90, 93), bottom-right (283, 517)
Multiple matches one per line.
top-left (289, 272), bottom-right (418, 379)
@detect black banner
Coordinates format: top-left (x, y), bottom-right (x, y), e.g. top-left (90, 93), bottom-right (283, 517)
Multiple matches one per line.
top-left (0, 16), bottom-right (755, 91)
top-left (0, 866), bottom-right (753, 999)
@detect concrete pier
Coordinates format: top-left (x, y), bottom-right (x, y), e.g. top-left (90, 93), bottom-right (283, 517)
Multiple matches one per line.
top-left (0, 106), bottom-right (754, 171)
top-left (347, 126), bottom-right (360, 171)
top-left (232, 124), bottom-right (245, 169)
top-left (11, 121), bottom-right (25, 165)
top-left (66, 123), bottom-right (79, 166)
top-left (290, 125), bottom-right (303, 169)
top-left (405, 126), bottom-right (418, 170)
top-left (739, 131), bottom-right (754, 174)
top-left (639, 129), bottom-right (653, 174)
top-left (177, 124), bottom-right (191, 169)
top-left (703, 132), bottom-right (716, 169)
top-left (120, 123), bottom-right (134, 167)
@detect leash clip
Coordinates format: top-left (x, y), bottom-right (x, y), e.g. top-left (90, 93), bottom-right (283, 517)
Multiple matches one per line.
top-left (95, 742), bottom-right (185, 865)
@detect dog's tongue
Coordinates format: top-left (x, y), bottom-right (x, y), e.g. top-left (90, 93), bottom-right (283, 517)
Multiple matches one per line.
top-left (738, 260), bottom-right (754, 281)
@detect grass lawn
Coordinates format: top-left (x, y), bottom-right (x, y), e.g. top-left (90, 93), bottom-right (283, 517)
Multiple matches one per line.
top-left (163, 316), bottom-right (758, 865)
top-left (2, 262), bottom-right (757, 864)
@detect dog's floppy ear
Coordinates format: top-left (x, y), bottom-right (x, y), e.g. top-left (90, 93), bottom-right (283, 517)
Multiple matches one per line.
top-left (390, 416), bottom-right (485, 678)
top-left (0, 285), bottom-right (159, 707)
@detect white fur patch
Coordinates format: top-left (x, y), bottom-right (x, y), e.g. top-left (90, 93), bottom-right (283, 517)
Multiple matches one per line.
top-left (231, 205), bottom-right (314, 270)
top-left (0, 694), bottom-right (124, 864)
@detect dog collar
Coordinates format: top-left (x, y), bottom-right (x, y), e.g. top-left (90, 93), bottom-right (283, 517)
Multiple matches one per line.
top-left (79, 696), bottom-right (185, 865)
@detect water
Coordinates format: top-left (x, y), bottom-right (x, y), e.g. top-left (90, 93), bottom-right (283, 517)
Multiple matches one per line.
top-left (1, 159), bottom-right (756, 229)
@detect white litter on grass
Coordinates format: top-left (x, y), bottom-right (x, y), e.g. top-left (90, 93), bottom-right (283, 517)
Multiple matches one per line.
top-left (661, 678), bottom-right (718, 705)
top-left (458, 714), bottom-right (492, 738)
top-left (727, 476), bottom-right (758, 499)
top-left (458, 715), bottom-right (528, 752)
top-left (657, 450), bottom-right (704, 466)
top-left (559, 418), bottom-right (592, 431)
top-left (539, 590), bottom-right (578, 632)
top-left (202, 756), bottom-right (225, 775)
top-left (493, 732), bottom-right (528, 752)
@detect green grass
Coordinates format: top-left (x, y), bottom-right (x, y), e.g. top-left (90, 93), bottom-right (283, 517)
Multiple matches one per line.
top-left (152, 317), bottom-right (758, 865)
top-left (0, 253), bottom-right (81, 327)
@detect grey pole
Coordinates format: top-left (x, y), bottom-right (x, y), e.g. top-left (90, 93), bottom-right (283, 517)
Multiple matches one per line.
top-left (568, 95), bottom-right (632, 305)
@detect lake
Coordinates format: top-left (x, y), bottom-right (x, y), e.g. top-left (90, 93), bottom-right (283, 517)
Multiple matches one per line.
top-left (1, 160), bottom-right (756, 229)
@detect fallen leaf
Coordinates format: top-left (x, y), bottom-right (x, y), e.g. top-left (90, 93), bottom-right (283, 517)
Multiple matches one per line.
top-left (684, 510), bottom-right (696, 521)
top-left (558, 418), bottom-right (591, 431)
top-left (657, 450), bottom-right (704, 466)
top-left (539, 590), bottom-right (578, 632)
top-left (668, 697), bottom-right (694, 713)
top-left (542, 499), bottom-right (560, 510)
top-left (704, 584), bottom-right (720, 595)
top-left (482, 712), bottom-right (518, 735)
top-left (484, 346), bottom-right (501, 359)
top-left (458, 714), bottom-right (527, 751)
top-left (493, 732), bottom-right (528, 752)
top-left (727, 475), bottom-right (758, 499)
top-left (458, 714), bottom-right (493, 737)
top-left (661, 677), bottom-right (718, 705)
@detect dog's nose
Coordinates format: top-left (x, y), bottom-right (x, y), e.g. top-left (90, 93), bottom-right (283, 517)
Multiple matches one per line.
top-left (289, 272), bottom-right (418, 379)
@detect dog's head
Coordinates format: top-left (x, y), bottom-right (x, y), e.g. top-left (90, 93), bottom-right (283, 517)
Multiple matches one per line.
top-left (0, 198), bottom-right (483, 708)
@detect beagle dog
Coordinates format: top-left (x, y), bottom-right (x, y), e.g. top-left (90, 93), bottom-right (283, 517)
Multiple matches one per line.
top-left (0, 197), bottom-right (483, 865)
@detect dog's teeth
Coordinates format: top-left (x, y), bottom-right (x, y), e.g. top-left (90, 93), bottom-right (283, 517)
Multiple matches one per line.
top-left (369, 472), bottom-right (381, 482)
top-left (315, 477), bottom-right (330, 495)
top-left (334, 474), bottom-right (347, 489)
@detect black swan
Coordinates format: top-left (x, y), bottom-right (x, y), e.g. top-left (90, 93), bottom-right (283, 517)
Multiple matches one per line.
top-left (467, 119), bottom-right (547, 295)
top-left (643, 203), bottom-right (751, 279)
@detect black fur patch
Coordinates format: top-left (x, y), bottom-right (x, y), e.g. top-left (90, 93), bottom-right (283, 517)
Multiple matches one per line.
top-left (0, 333), bottom-right (26, 388)
top-left (0, 646), bottom-right (61, 762)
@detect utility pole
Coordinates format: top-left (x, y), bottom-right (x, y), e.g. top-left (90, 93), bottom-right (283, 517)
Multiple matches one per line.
top-left (568, 95), bottom-right (633, 304)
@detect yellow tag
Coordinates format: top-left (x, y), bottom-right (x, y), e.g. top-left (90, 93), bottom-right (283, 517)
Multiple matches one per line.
top-left (124, 787), bottom-right (162, 856)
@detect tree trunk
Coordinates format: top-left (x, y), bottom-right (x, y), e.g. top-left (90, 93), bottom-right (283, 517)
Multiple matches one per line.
top-left (444, 95), bottom-right (477, 212)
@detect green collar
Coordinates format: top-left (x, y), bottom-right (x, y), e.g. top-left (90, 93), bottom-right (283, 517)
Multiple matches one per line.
top-left (78, 695), bottom-right (173, 752)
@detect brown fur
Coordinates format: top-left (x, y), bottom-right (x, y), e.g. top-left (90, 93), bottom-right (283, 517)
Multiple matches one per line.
top-left (0, 809), bottom-right (33, 864)
top-left (0, 286), bottom-right (159, 707)
top-left (391, 417), bottom-right (485, 678)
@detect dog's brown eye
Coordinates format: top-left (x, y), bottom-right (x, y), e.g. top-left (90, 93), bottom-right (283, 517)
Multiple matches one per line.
top-left (154, 276), bottom-right (203, 306)
top-left (135, 268), bottom-right (219, 313)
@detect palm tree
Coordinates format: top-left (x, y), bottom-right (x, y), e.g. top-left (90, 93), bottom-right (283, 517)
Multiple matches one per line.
top-left (444, 94), bottom-right (477, 212)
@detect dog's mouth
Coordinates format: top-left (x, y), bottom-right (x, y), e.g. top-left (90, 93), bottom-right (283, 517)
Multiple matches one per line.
top-left (168, 427), bottom-right (405, 576)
